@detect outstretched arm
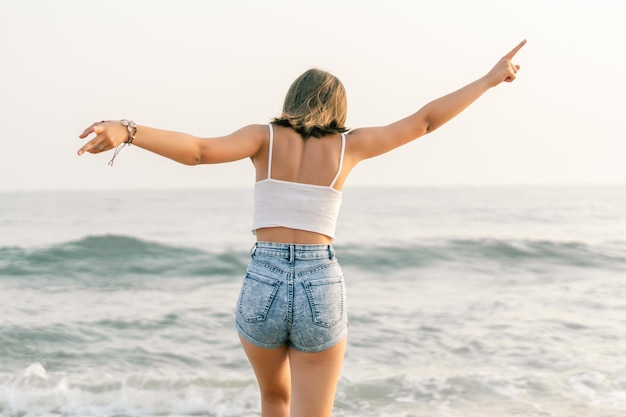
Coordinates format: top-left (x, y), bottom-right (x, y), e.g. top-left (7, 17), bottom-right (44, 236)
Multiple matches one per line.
top-left (347, 39), bottom-right (527, 161)
top-left (77, 123), bottom-right (267, 165)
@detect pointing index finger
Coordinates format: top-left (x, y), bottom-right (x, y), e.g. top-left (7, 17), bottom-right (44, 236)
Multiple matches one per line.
top-left (503, 39), bottom-right (527, 60)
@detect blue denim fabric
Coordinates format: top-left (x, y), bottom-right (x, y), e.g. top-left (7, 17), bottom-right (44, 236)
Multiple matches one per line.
top-left (235, 242), bottom-right (348, 352)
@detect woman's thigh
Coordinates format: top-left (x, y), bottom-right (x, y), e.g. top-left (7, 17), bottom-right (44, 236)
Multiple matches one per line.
top-left (289, 337), bottom-right (347, 417)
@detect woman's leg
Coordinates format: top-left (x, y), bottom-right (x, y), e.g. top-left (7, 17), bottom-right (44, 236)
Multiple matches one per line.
top-left (239, 337), bottom-right (291, 417)
top-left (240, 336), bottom-right (347, 417)
top-left (288, 337), bottom-right (347, 417)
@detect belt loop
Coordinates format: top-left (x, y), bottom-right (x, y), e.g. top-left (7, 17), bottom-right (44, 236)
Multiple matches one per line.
top-left (328, 245), bottom-right (335, 260)
top-left (289, 244), bottom-right (295, 263)
top-left (250, 243), bottom-right (257, 257)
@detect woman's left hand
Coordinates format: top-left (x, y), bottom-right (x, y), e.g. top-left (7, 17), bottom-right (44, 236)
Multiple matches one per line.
top-left (77, 120), bottom-right (127, 156)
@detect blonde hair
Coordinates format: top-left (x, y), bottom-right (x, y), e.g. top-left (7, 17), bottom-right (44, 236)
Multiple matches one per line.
top-left (272, 68), bottom-right (348, 139)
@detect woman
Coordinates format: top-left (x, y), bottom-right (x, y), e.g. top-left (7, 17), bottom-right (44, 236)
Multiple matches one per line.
top-left (78, 40), bottom-right (525, 417)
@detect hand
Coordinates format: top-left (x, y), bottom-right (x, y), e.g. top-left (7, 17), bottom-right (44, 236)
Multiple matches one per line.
top-left (485, 39), bottom-right (526, 87)
top-left (77, 120), bottom-right (128, 156)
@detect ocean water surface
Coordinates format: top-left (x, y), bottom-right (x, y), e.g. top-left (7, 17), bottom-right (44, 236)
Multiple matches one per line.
top-left (1, 186), bottom-right (625, 417)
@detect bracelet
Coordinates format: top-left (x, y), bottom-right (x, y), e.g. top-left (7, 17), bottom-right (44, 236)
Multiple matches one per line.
top-left (120, 119), bottom-right (137, 144)
top-left (107, 119), bottom-right (136, 166)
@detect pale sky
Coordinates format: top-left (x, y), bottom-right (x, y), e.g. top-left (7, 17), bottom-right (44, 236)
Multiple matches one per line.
top-left (0, 0), bottom-right (624, 190)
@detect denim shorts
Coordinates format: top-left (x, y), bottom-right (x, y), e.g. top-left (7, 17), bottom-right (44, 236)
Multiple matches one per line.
top-left (235, 242), bottom-right (348, 353)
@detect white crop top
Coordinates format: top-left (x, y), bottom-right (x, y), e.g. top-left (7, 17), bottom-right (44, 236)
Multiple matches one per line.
top-left (252, 124), bottom-right (345, 239)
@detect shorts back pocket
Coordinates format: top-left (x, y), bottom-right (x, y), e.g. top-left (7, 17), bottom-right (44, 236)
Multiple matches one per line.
top-left (303, 276), bottom-right (345, 328)
top-left (238, 273), bottom-right (281, 322)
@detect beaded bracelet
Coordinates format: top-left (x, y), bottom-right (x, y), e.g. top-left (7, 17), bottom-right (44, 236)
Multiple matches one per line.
top-left (108, 119), bottom-right (137, 166)
top-left (120, 119), bottom-right (137, 144)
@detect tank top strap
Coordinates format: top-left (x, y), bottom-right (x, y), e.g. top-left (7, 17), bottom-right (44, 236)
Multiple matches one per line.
top-left (329, 133), bottom-right (346, 188)
top-left (267, 124), bottom-right (274, 179)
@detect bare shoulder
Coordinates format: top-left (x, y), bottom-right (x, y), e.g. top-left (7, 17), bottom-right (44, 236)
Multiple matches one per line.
top-left (198, 124), bottom-right (270, 164)
top-left (344, 125), bottom-right (391, 162)
top-left (345, 115), bottom-right (428, 162)
top-left (346, 126), bottom-right (383, 141)
top-left (222, 123), bottom-right (270, 151)
top-left (227, 123), bottom-right (270, 140)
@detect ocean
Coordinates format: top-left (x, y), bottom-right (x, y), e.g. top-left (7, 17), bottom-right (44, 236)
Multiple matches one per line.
top-left (1, 186), bottom-right (625, 417)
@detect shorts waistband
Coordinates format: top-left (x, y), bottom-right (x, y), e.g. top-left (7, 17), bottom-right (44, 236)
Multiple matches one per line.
top-left (251, 241), bottom-right (335, 261)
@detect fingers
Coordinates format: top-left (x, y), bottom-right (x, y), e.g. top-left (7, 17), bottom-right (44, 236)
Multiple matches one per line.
top-left (77, 121), bottom-right (109, 155)
top-left (78, 121), bottom-right (105, 139)
top-left (78, 126), bottom-right (95, 139)
top-left (77, 140), bottom-right (98, 155)
top-left (502, 61), bottom-right (521, 83)
top-left (495, 41), bottom-right (525, 84)
top-left (503, 39), bottom-right (527, 60)
top-left (78, 140), bottom-right (113, 155)
top-left (92, 143), bottom-right (110, 152)
top-left (77, 131), bottom-right (105, 156)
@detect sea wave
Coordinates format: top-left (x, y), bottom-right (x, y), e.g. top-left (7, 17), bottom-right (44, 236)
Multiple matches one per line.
top-left (2, 362), bottom-right (625, 417)
top-left (0, 362), bottom-right (257, 417)
top-left (1, 235), bottom-right (624, 279)
top-left (0, 235), bottom-right (249, 279)
top-left (339, 238), bottom-right (626, 272)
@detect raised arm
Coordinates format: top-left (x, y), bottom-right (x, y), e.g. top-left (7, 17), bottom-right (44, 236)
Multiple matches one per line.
top-left (347, 40), bottom-right (526, 161)
top-left (77, 122), bottom-right (267, 165)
